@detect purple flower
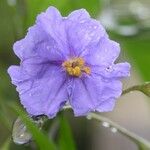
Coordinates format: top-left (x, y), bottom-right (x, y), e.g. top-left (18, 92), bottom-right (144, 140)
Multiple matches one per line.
top-left (8, 7), bottom-right (130, 118)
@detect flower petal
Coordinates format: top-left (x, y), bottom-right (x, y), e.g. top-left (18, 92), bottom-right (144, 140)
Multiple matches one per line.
top-left (69, 75), bottom-right (122, 116)
top-left (14, 24), bottom-right (65, 62)
top-left (92, 62), bottom-right (131, 79)
top-left (66, 10), bottom-right (106, 56)
top-left (84, 36), bottom-right (120, 66)
top-left (8, 65), bottom-right (68, 118)
top-left (69, 77), bottom-right (97, 116)
top-left (95, 79), bottom-right (122, 112)
top-left (36, 7), bottom-right (69, 56)
top-left (13, 29), bottom-right (36, 60)
top-left (100, 79), bottom-right (122, 100)
top-left (96, 98), bottom-right (116, 112)
top-left (21, 56), bottom-right (53, 78)
top-left (8, 65), bottom-right (31, 85)
top-left (67, 9), bottom-right (90, 21)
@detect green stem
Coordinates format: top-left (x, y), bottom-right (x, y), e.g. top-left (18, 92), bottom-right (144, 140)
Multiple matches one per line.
top-left (122, 82), bottom-right (150, 97)
top-left (88, 113), bottom-right (150, 148)
top-left (64, 106), bottom-right (150, 149)
top-left (122, 85), bottom-right (141, 95)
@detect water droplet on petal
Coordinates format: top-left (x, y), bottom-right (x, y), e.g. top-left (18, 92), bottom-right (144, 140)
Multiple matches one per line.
top-left (90, 32), bottom-right (95, 37)
top-left (53, 45), bottom-right (56, 48)
top-left (94, 25), bottom-right (98, 29)
top-left (80, 20), bottom-right (86, 24)
top-left (46, 46), bottom-right (50, 50)
top-left (19, 91), bottom-right (24, 95)
top-left (103, 78), bottom-right (109, 83)
top-left (102, 122), bottom-right (110, 128)
top-left (110, 127), bottom-right (118, 133)
top-left (106, 66), bottom-right (113, 72)
top-left (63, 17), bottom-right (67, 20)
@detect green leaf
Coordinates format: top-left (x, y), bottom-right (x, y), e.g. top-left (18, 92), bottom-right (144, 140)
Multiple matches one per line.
top-left (9, 103), bottom-right (57, 150)
top-left (0, 137), bottom-right (11, 150)
top-left (123, 36), bottom-right (150, 81)
top-left (138, 143), bottom-right (150, 150)
top-left (58, 115), bottom-right (76, 150)
top-left (0, 104), bottom-right (11, 130)
top-left (69, 0), bottom-right (101, 18)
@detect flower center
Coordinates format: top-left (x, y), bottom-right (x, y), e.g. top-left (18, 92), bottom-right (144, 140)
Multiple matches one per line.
top-left (62, 57), bottom-right (91, 77)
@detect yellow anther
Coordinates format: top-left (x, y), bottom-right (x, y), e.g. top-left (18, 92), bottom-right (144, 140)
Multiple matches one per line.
top-left (62, 57), bottom-right (91, 77)
top-left (66, 67), bottom-right (73, 75)
top-left (74, 66), bottom-right (81, 76)
top-left (62, 61), bottom-right (72, 68)
top-left (82, 67), bottom-right (91, 74)
top-left (76, 58), bottom-right (85, 67)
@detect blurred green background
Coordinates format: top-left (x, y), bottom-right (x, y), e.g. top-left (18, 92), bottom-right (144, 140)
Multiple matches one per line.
top-left (0, 0), bottom-right (150, 150)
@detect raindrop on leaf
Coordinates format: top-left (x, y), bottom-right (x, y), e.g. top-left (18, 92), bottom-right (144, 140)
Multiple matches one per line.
top-left (12, 115), bottom-right (47, 145)
top-left (12, 117), bottom-right (32, 145)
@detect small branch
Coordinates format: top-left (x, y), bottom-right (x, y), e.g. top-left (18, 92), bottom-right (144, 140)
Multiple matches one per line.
top-left (122, 85), bottom-right (141, 95)
top-left (122, 82), bottom-right (150, 97)
top-left (63, 106), bottom-right (150, 149)
top-left (88, 113), bottom-right (150, 148)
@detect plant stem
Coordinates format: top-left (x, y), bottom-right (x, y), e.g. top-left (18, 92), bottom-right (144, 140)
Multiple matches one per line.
top-left (122, 85), bottom-right (141, 95)
top-left (122, 82), bottom-right (150, 97)
top-left (64, 106), bottom-right (150, 149)
top-left (88, 112), bottom-right (150, 148)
